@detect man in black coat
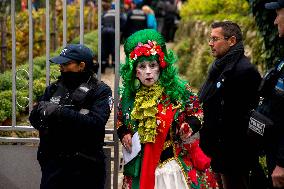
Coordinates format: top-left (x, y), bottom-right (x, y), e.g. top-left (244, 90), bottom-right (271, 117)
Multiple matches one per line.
top-left (198, 21), bottom-right (261, 189)
top-left (29, 44), bottom-right (112, 189)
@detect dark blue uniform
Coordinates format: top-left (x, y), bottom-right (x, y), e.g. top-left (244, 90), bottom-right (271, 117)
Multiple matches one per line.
top-left (122, 8), bottom-right (147, 39)
top-left (29, 77), bottom-right (112, 189)
top-left (257, 60), bottom-right (284, 188)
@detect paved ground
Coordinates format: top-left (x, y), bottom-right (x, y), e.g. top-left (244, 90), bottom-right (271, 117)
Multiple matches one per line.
top-left (101, 66), bottom-right (124, 189)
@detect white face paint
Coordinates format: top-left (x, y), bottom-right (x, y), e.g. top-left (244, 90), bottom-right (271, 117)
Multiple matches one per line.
top-left (136, 60), bottom-right (160, 87)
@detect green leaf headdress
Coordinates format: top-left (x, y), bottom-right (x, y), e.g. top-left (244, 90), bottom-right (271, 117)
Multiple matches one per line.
top-left (120, 29), bottom-right (192, 104)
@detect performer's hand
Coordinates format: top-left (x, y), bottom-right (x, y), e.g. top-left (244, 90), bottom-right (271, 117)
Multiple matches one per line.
top-left (179, 123), bottom-right (193, 141)
top-left (122, 133), bottom-right (132, 153)
top-left (272, 165), bottom-right (284, 188)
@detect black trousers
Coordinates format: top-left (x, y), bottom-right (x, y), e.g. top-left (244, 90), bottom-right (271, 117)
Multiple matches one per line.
top-left (101, 30), bottom-right (115, 65)
top-left (40, 156), bottom-right (105, 189)
top-left (221, 173), bottom-right (249, 189)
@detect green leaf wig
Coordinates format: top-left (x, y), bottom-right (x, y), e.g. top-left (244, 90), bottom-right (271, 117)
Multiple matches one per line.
top-left (120, 29), bottom-right (193, 104)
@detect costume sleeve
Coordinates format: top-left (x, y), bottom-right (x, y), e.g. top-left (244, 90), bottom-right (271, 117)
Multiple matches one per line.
top-left (176, 90), bottom-right (203, 136)
top-left (116, 98), bottom-right (132, 141)
top-left (175, 90), bottom-right (218, 188)
top-left (175, 89), bottom-right (205, 163)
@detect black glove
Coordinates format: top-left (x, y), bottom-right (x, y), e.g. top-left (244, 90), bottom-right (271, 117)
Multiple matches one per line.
top-left (37, 101), bottom-right (61, 118)
top-left (71, 83), bottom-right (90, 108)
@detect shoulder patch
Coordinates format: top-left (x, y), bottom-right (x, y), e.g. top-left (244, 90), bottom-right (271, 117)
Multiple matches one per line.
top-left (108, 96), bottom-right (114, 111)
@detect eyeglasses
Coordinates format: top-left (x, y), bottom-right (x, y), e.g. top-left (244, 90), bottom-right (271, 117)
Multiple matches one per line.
top-left (208, 36), bottom-right (229, 43)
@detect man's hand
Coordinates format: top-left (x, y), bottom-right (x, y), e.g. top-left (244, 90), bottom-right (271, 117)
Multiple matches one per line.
top-left (37, 101), bottom-right (60, 118)
top-left (122, 133), bottom-right (132, 153)
top-left (272, 165), bottom-right (284, 188)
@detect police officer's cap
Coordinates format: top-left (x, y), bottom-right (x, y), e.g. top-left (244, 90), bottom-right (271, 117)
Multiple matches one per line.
top-left (265, 0), bottom-right (284, 9)
top-left (50, 44), bottom-right (95, 70)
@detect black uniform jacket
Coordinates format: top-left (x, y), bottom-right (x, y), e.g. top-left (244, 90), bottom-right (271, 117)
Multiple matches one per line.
top-left (259, 61), bottom-right (284, 173)
top-left (29, 78), bottom-right (112, 165)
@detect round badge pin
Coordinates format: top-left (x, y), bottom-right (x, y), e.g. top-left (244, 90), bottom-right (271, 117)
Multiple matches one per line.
top-left (216, 82), bottom-right (221, 88)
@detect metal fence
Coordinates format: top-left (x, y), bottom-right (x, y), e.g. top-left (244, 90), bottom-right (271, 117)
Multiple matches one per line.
top-left (0, 0), bottom-right (120, 189)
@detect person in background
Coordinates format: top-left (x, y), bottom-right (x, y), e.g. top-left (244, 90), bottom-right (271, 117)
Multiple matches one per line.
top-left (122, 2), bottom-right (147, 40)
top-left (254, 0), bottom-right (284, 188)
top-left (21, 0), bottom-right (27, 11)
top-left (123, 0), bottom-right (132, 15)
top-left (198, 21), bottom-right (261, 189)
top-left (142, 5), bottom-right (158, 30)
top-left (29, 44), bottom-right (112, 189)
top-left (101, 2), bottom-right (115, 73)
top-left (32, 0), bottom-right (39, 11)
top-left (117, 29), bottom-right (218, 189)
top-left (154, 0), bottom-right (166, 33)
top-left (161, 0), bottom-right (179, 42)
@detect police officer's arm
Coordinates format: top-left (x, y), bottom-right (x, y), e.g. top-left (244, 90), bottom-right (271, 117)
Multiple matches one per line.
top-left (276, 135), bottom-right (284, 168)
top-left (57, 83), bottom-right (112, 137)
top-left (29, 84), bottom-right (56, 130)
top-left (272, 135), bottom-right (284, 187)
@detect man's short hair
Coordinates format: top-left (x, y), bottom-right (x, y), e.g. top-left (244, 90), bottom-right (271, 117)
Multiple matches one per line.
top-left (211, 21), bottom-right (243, 43)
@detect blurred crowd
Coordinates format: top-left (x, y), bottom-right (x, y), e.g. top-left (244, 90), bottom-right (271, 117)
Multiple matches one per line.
top-left (101, 0), bottom-right (182, 72)
top-left (20, 0), bottom-right (182, 73)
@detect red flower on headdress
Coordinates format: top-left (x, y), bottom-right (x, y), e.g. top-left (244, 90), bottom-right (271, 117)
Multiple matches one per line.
top-left (129, 40), bottom-right (167, 68)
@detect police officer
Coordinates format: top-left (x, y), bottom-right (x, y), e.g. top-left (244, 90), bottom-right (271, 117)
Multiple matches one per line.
top-left (101, 2), bottom-right (127, 73)
top-left (122, 2), bottom-right (147, 39)
top-left (29, 44), bottom-right (112, 189)
top-left (256, 1), bottom-right (284, 188)
top-left (101, 5), bottom-right (115, 73)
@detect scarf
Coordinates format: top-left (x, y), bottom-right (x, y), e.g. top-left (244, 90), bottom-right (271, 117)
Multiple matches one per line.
top-left (199, 42), bottom-right (244, 103)
top-left (131, 83), bottom-right (164, 143)
top-left (59, 71), bottom-right (92, 90)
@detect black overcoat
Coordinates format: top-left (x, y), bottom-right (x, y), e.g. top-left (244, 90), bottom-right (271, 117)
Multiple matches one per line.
top-left (199, 55), bottom-right (261, 174)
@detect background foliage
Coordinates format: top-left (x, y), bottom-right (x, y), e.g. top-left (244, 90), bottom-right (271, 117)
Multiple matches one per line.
top-left (247, 0), bottom-right (284, 68)
top-left (1, 3), bottom-right (97, 72)
top-left (0, 31), bottom-right (98, 125)
top-left (174, 0), bottom-right (270, 173)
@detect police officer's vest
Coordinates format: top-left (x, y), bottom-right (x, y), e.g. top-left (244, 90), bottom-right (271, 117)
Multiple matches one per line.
top-left (125, 9), bottom-right (147, 38)
top-left (247, 60), bottom-right (284, 154)
top-left (102, 9), bottom-right (115, 31)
